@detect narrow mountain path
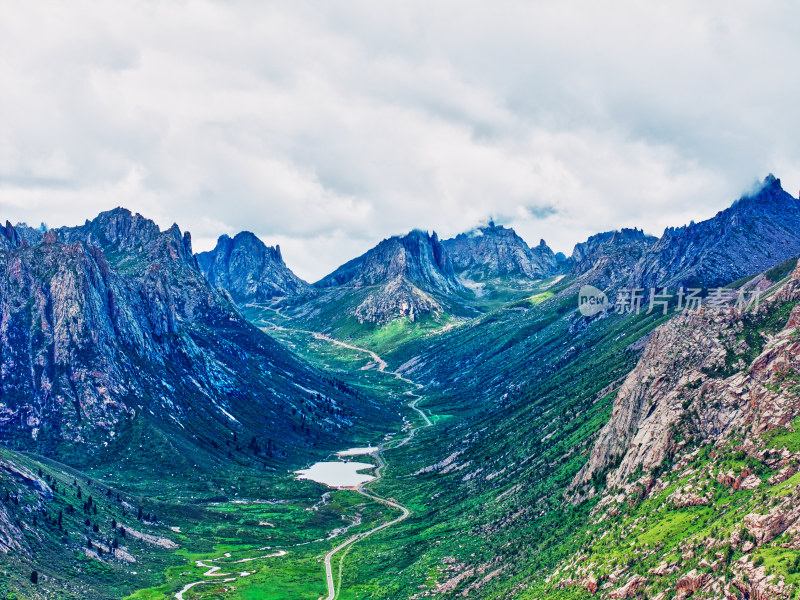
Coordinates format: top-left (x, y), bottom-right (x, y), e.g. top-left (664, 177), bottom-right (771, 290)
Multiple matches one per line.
top-left (309, 332), bottom-right (388, 372)
top-left (256, 310), bottom-right (389, 372)
top-left (319, 372), bottom-right (433, 600)
top-left (174, 551), bottom-right (286, 600)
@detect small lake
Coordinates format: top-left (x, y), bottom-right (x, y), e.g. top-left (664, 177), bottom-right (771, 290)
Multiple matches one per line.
top-left (294, 461), bottom-right (376, 488)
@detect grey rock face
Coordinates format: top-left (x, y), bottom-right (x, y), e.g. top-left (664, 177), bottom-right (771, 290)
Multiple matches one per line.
top-left (572, 261), bottom-right (800, 496)
top-left (0, 208), bottom-right (370, 462)
top-left (197, 232), bottom-right (310, 303)
top-left (353, 276), bottom-right (441, 324)
top-left (442, 223), bottom-right (558, 281)
top-left (568, 228), bottom-right (658, 289)
top-left (634, 175), bottom-right (800, 289)
top-left (314, 230), bottom-right (465, 324)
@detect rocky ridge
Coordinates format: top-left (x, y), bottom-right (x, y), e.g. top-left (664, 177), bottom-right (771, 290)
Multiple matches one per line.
top-left (633, 175), bottom-right (800, 290)
top-left (442, 223), bottom-right (558, 281)
top-left (556, 176), bottom-right (800, 301)
top-left (0, 208), bottom-right (380, 464)
top-left (572, 266), bottom-right (800, 494)
top-left (558, 260), bottom-right (800, 599)
top-left (197, 231), bottom-right (310, 303)
top-left (567, 227), bottom-right (658, 291)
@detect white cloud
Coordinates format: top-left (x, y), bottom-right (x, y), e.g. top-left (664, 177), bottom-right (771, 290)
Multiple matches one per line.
top-left (1, 1), bottom-right (799, 280)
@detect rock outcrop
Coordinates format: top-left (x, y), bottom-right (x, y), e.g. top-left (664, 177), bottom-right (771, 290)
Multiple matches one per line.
top-left (197, 231), bottom-right (310, 303)
top-left (314, 230), bottom-right (465, 324)
top-left (442, 223), bottom-right (558, 281)
top-left (573, 260), bottom-right (800, 494)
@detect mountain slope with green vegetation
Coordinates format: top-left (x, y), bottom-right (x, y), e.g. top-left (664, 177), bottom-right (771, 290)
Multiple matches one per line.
top-left (304, 255), bottom-right (800, 599)
top-left (7, 182), bottom-right (800, 599)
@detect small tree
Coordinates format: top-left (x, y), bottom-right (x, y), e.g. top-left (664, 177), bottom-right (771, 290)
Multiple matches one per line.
top-left (30, 570), bottom-right (39, 584)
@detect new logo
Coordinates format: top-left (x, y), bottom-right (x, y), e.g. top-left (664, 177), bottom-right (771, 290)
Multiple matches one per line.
top-left (578, 285), bottom-right (608, 317)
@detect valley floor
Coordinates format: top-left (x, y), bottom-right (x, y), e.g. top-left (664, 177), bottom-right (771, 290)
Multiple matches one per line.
top-left (124, 324), bottom-right (436, 600)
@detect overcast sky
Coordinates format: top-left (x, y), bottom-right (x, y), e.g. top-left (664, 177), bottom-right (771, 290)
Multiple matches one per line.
top-left (2, 1), bottom-right (800, 280)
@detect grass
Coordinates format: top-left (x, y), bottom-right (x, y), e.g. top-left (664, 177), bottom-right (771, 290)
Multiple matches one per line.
top-left (125, 491), bottom-right (398, 600)
top-left (766, 256), bottom-right (799, 283)
top-left (763, 417), bottom-right (800, 452)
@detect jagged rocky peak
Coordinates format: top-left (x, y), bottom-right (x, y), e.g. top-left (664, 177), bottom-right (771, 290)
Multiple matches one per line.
top-left (0, 221), bottom-right (21, 250)
top-left (197, 231), bottom-right (310, 303)
top-left (74, 207), bottom-right (161, 248)
top-left (634, 174), bottom-right (800, 289)
top-left (442, 222), bottom-right (558, 280)
top-left (316, 229), bottom-right (463, 295)
top-left (309, 229), bottom-right (465, 325)
top-left (0, 221), bottom-right (46, 250)
top-left (567, 227), bottom-right (657, 289)
top-left (56, 207), bottom-right (198, 273)
top-left (570, 227), bottom-right (656, 270)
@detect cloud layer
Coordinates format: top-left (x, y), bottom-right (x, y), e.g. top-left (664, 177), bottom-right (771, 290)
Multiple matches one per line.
top-left (2, 1), bottom-right (799, 280)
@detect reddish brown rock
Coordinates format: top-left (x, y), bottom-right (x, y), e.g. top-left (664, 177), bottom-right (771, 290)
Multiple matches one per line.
top-left (675, 569), bottom-right (707, 600)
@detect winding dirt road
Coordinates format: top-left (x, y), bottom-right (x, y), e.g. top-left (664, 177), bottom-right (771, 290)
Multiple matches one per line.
top-left (319, 402), bottom-right (432, 600)
top-left (244, 307), bottom-right (435, 600)
top-left (318, 362), bottom-right (433, 599)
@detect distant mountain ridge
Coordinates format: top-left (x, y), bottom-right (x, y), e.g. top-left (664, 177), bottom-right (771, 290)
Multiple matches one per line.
top-left (633, 174), bottom-right (800, 289)
top-left (312, 229), bottom-right (465, 324)
top-left (554, 175), bottom-right (800, 296)
top-left (197, 231), bottom-right (310, 303)
top-left (442, 222), bottom-right (558, 281)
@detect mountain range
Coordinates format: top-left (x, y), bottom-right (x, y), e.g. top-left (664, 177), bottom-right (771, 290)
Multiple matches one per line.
top-left (6, 174), bottom-right (791, 457)
top-left (195, 175), bottom-right (800, 341)
top-left (3, 175), bottom-right (800, 599)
